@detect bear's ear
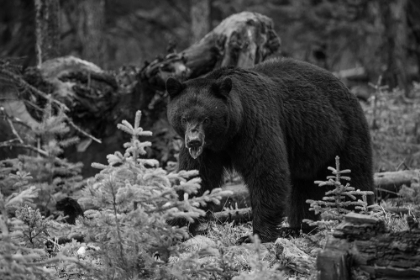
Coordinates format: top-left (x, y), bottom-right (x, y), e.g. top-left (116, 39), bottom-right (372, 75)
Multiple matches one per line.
top-left (212, 78), bottom-right (232, 98)
top-left (166, 77), bottom-right (185, 98)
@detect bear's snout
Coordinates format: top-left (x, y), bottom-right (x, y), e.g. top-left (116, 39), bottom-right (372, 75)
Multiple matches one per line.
top-left (185, 131), bottom-right (205, 159)
top-left (186, 137), bottom-right (202, 148)
top-left (185, 122), bottom-right (205, 148)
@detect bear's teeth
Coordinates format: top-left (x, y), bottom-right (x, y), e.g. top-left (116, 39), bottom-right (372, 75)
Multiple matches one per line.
top-left (189, 146), bottom-right (203, 159)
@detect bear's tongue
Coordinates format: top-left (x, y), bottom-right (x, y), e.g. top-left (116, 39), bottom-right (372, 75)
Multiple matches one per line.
top-left (188, 146), bottom-right (203, 159)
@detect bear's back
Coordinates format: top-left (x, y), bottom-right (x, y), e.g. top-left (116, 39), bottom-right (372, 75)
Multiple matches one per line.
top-left (252, 58), bottom-right (358, 113)
top-left (253, 57), bottom-right (333, 79)
top-left (253, 58), bottom-right (348, 95)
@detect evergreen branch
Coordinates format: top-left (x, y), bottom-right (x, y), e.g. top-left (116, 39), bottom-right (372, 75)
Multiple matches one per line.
top-left (6, 118), bottom-right (24, 143)
top-left (0, 106), bottom-right (33, 129)
top-left (0, 215), bottom-right (9, 235)
top-left (23, 98), bottom-right (44, 113)
top-left (0, 138), bottom-right (20, 147)
top-left (66, 118), bottom-right (102, 144)
top-left (0, 142), bottom-right (70, 167)
top-left (0, 142), bottom-right (48, 157)
top-left (0, 68), bottom-right (69, 111)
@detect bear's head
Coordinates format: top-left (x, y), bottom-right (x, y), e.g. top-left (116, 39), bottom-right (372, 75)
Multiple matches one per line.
top-left (166, 77), bottom-right (238, 159)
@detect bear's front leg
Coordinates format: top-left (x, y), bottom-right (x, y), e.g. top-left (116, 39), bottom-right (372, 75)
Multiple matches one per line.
top-left (178, 145), bottom-right (227, 196)
top-left (177, 145), bottom-right (228, 234)
top-left (237, 158), bottom-right (291, 243)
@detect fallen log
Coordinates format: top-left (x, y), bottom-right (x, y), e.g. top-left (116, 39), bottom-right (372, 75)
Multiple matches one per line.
top-left (216, 169), bottom-right (420, 211)
top-left (141, 11), bottom-right (281, 91)
top-left (274, 238), bottom-right (316, 275)
top-left (374, 169), bottom-right (419, 194)
top-left (317, 212), bottom-right (420, 280)
top-left (212, 207), bottom-right (252, 224)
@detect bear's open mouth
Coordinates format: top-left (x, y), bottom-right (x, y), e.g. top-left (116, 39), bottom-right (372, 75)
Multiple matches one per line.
top-left (188, 146), bottom-right (203, 159)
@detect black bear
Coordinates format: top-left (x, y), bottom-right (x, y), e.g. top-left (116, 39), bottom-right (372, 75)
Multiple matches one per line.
top-left (166, 58), bottom-right (373, 242)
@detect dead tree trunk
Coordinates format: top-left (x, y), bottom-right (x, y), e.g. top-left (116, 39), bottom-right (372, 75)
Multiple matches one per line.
top-left (141, 11), bottom-right (281, 91)
top-left (317, 213), bottom-right (420, 280)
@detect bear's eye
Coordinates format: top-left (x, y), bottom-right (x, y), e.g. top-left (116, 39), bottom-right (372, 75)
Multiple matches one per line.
top-left (203, 118), bottom-right (210, 125)
top-left (181, 117), bottom-right (187, 124)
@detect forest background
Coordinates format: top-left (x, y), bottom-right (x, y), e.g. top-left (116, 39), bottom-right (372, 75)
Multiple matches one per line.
top-left (2, 1), bottom-right (420, 279)
top-left (2, 0), bottom-right (420, 175)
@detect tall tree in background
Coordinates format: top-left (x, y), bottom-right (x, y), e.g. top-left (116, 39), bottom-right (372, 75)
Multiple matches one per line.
top-left (190, 0), bottom-right (212, 43)
top-left (76, 0), bottom-right (107, 68)
top-left (380, 0), bottom-right (409, 96)
top-left (2, 0), bottom-right (418, 91)
top-left (407, 0), bottom-right (420, 78)
top-left (34, 0), bottom-right (60, 66)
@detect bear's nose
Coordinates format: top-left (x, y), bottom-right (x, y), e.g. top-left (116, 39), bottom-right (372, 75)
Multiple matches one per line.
top-left (187, 139), bottom-right (202, 148)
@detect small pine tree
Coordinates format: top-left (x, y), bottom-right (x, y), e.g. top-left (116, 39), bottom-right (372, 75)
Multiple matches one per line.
top-left (77, 110), bottom-right (232, 279)
top-left (1, 98), bottom-right (84, 215)
top-left (23, 99), bottom-right (83, 211)
top-left (304, 156), bottom-right (374, 230)
top-left (0, 159), bottom-right (76, 280)
top-left (0, 97), bottom-right (88, 279)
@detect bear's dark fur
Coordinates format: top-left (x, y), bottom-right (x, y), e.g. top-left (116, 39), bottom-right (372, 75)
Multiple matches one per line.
top-left (166, 58), bottom-right (374, 242)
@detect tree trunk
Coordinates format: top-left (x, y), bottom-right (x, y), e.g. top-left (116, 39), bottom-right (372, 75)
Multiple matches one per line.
top-left (380, 0), bottom-right (408, 95)
top-left (34, 0), bottom-right (60, 67)
top-left (190, 0), bottom-right (212, 43)
top-left (407, 0), bottom-right (420, 78)
top-left (76, 0), bottom-right (107, 68)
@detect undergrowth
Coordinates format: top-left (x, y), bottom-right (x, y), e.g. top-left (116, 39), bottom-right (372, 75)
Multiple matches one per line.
top-left (2, 78), bottom-right (420, 279)
top-left (363, 79), bottom-right (420, 171)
